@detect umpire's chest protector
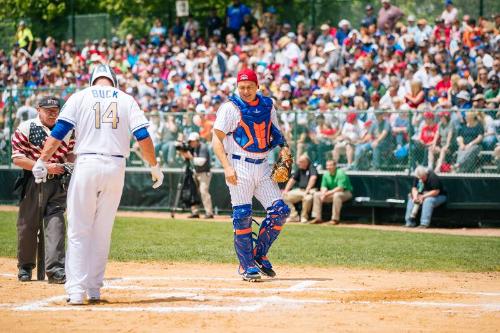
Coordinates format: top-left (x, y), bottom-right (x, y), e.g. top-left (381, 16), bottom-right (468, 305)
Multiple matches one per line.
top-left (229, 94), bottom-right (273, 153)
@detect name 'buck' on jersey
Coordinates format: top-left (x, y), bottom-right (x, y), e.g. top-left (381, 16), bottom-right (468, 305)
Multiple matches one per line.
top-left (57, 78), bottom-right (149, 157)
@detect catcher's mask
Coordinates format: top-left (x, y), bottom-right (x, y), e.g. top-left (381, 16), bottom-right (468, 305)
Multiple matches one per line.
top-left (89, 64), bottom-right (118, 87)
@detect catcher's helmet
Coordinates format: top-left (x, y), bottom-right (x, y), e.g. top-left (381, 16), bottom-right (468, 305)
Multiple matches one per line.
top-left (89, 64), bottom-right (117, 87)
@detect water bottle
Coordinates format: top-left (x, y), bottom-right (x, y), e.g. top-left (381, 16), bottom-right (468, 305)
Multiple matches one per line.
top-left (214, 206), bottom-right (219, 216)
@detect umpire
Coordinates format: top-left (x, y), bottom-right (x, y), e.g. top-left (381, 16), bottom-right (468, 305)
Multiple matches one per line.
top-left (11, 96), bottom-right (74, 283)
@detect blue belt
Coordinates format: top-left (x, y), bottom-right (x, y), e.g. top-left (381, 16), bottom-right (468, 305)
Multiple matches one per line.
top-left (231, 154), bottom-right (266, 164)
top-left (80, 153), bottom-right (125, 158)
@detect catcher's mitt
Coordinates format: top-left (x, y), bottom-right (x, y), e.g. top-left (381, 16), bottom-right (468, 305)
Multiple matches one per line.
top-left (271, 150), bottom-right (293, 183)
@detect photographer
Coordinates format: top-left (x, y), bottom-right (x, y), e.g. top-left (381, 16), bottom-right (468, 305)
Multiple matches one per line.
top-left (179, 133), bottom-right (214, 219)
top-left (404, 166), bottom-right (447, 228)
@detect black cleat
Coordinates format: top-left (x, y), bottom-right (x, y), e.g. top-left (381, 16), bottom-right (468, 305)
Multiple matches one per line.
top-left (48, 271), bottom-right (66, 284)
top-left (255, 258), bottom-right (276, 278)
top-left (187, 213), bottom-right (200, 218)
top-left (18, 268), bottom-right (32, 282)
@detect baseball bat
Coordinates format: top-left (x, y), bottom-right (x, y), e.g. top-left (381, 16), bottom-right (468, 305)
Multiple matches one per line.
top-left (36, 183), bottom-right (45, 281)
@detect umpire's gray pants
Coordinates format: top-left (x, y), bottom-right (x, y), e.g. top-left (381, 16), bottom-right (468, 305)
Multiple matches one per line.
top-left (17, 176), bottom-right (66, 278)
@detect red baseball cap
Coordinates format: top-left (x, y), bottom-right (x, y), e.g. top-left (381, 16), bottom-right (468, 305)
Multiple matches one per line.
top-left (237, 68), bottom-right (258, 85)
top-left (423, 111), bottom-right (434, 119)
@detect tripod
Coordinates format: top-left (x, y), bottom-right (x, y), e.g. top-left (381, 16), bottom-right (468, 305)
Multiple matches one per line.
top-left (170, 159), bottom-right (193, 218)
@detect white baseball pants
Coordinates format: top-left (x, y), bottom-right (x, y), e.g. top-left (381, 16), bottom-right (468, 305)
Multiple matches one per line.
top-left (64, 154), bottom-right (125, 299)
top-left (227, 157), bottom-right (282, 209)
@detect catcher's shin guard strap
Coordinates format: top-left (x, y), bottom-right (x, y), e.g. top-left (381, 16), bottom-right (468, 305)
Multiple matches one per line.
top-left (232, 204), bottom-right (255, 271)
top-left (254, 200), bottom-right (290, 260)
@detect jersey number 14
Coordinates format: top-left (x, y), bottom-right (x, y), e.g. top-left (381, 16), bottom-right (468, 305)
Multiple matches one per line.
top-left (94, 102), bottom-right (119, 129)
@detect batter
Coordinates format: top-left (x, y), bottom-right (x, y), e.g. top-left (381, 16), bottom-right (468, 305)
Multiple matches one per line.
top-left (32, 64), bottom-right (164, 304)
top-left (212, 68), bottom-right (290, 281)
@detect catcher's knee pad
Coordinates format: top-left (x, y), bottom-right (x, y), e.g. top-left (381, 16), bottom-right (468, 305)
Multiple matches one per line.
top-left (254, 200), bottom-right (289, 260)
top-left (232, 204), bottom-right (255, 271)
top-left (268, 199), bottom-right (290, 226)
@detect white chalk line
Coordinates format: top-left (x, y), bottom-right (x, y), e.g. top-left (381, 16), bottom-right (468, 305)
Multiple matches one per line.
top-left (147, 293), bottom-right (329, 305)
top-left (287, 280), bottom-right (318, 291)
top-left (0, 273), bottom-right (16, 278)
top-left (7, 294), bottom-right (500, 313)
top-left (1, 273), bottom-right (500, 314)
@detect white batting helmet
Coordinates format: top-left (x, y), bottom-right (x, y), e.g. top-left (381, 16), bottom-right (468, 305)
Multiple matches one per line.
top-left (89, 64), bottom-right (117, 87)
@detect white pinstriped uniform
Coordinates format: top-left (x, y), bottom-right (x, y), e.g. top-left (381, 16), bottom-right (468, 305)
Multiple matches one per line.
top-left (58, 86), bottom-right (149, 299)
top-left (213, 101), bottom-right (282, 209)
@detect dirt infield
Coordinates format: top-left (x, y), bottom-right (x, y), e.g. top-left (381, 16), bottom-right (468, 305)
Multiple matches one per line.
top-left (0, 258), bottom-right (498, 332)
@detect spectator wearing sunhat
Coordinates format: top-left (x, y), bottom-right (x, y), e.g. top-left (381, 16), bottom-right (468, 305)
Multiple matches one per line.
top-left (414, 19), bottom-right (433, 45)
top-left (407, 15), bottom-right (418, 35)
top-left (456, 90), bottom-right (472, 109)
top-left (336, 20), bottom-right (351, 46)
top-left (316, 24), bottom-right (334, 46)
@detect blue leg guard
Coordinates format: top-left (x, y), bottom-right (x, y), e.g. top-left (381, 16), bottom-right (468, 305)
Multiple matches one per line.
top-left (232, 204), bottom-right (255, 272)
top-left (254, 200), bottom-right (290, 265)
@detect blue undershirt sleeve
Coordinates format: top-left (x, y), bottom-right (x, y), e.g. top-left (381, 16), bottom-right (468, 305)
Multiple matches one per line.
top-left (50, 119), bottom-right (74, 140)
top-left (133, 126), bottom-right (150, 141)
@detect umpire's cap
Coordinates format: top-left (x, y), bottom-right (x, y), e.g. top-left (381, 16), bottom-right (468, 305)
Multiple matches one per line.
top-left (89, 64), bottom-right (117, 87)
top-left (38, 96), bottom-right (60, 109)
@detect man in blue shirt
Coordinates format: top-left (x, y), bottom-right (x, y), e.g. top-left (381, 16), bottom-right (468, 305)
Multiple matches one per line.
top-left (226, 0), bottom-right (251, 37)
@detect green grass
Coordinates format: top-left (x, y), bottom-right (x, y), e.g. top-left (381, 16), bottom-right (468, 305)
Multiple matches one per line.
top-left (1, 211), bottom-right (499, 272)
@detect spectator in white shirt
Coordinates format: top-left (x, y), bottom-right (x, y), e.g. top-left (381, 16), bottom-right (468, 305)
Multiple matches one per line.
top-left (440, 0), bottom-right (458, 26)
top-left (333, 113), bottom-right (365, 168)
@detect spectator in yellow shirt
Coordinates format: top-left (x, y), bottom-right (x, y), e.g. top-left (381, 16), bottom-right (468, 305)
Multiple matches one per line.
top-left (16, 21), bottom-right (33, 52)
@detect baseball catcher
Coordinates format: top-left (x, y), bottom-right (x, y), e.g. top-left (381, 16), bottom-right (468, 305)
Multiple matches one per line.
top-left (212, 68), bottom-right (291, 281)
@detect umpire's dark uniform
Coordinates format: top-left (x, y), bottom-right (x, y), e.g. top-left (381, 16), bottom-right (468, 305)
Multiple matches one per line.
top-left (11, 96), bottom-right (74, 283)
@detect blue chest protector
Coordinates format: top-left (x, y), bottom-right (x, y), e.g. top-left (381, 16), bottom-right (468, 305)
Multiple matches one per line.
top-left (228, 94), bottom-right (285, 153)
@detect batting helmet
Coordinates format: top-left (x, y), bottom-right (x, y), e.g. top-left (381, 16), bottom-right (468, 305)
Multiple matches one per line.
top-left (89, 64), bottom-right (118, 87)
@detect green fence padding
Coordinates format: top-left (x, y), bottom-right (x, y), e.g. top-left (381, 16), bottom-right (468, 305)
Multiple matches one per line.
top-left (1, 169), bottom-right (499, 225)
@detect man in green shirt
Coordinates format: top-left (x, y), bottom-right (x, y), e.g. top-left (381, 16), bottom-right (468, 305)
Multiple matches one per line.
top-left (311, 160), bottom-right (353, 225)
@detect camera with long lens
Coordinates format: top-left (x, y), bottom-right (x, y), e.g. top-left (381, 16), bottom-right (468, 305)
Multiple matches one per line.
top-left (175, 141), bottom-right (190, 152)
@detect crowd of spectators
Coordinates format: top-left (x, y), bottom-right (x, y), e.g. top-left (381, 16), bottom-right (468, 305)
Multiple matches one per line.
top-left (0, 0), bottom-right (499, 172)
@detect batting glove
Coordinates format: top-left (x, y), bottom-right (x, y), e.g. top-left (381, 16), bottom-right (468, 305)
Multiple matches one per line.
top-left (150, 164), bottom-right (164, 189)
top-left (33, 158), bottom-right (48, 184)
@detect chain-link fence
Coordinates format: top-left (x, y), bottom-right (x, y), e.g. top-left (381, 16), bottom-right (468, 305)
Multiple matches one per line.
top-left (0, 88), bottom-right (499, 175)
